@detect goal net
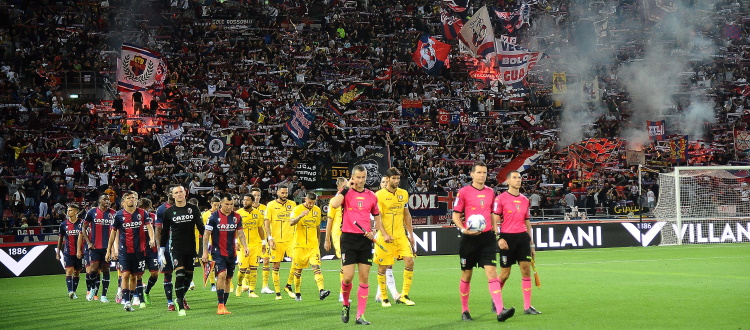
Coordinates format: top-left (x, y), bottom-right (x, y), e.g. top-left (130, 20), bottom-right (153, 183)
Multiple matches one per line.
top-left (653, 166), bottom-right (750, 245)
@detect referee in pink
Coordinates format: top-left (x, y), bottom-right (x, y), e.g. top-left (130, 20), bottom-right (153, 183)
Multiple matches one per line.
top-left (452, 161), bottom-right (514, 322)
top-left (329, 164), bottom-right (388, 326)
top-left (493, 170), bottom-right (541, 315)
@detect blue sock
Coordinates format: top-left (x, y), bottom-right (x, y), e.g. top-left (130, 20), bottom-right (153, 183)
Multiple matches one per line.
top-left (136, 278), bottom-right (144, 299)
top-left (66, 276), bottom-right (73, 292)
top-left (85, 273), bottom-right (92, 291)
top-left (123, 289), bottom-right (131, 303)
top-left (73, 276), bottom-right (80, 292)
top-left (102, 272), bottom-right (110, 296)
top-left (146, 275), bottom-right (158, 294)
top-left (217, 289), bottom-right (225, 304)
top-left (164, 273), bottom-right (173, 303)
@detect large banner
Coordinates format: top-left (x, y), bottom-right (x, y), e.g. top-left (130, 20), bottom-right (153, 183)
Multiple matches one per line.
top-left (326, 83), bottom-right (371, 116)
top-left (566, 138), bottom-right (623, 172)
top-left (0, 242), bottom-right (64, 278)
top-left (401, 99), bottom-right (424, 117)
top-left (294, 158), bottom-right (333, 189)
top-left (285, 102), bottom-right (316, 147)
top-left (495, 40), bottom-right (542, 84)
top-left (661, 220), bottom-right (750, 244)
top-left (117, 44), bottom-right (166, 92)
top-left (647, 120), bottom-right (667, 141)
top-left (459, 6), bottom-right (495, 57)
top-left (408, 193), bottom-right (447, 217)
top-left (532, 221), bottom-right (665, 250)
top-left (491, 7), bottom-right (524, 33)
top-left (205, 135), bottom-right (228, 158)
top-left (669, 135), bottom-right (688, 164)
top-left (440, 8), bottom-right (465, 40)
top-left (349, 147), bottom-right (390, 189)
top-left (734, 129), bottom-right (750, 155)
top-left (412, 35), bottom-right (451, 76)
top-left (155, 128), bottom-right (182, 149)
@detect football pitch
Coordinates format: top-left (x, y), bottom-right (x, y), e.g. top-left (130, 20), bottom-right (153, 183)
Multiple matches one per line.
top-left (1, 244), bottom-right (748, 329)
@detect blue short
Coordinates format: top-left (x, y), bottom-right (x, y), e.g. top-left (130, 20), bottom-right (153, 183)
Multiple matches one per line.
top-left (118, 253), bottom-right (145, 275)
top-left (212, 254), bottom-right (236, 279)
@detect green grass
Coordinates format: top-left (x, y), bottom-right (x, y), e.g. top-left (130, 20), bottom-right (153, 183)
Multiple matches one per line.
top-left (1, 244), bottom-right (749, 329)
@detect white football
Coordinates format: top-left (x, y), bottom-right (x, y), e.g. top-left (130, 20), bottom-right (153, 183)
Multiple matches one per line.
top-left (466, 214), bottom-right (487, 232)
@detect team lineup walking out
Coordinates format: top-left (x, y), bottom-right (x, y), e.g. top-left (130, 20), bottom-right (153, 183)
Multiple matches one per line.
top-left (51, 164), bottom-right (541, 323)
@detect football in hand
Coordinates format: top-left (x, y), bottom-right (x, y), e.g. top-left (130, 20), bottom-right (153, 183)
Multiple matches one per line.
top-left (466, 214), bottom-right (487, 232)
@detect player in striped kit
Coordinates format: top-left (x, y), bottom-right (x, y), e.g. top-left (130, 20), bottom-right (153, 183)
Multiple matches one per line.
top-left (57, 203), bottom-right (83, 299)
top-left (202, 194), bottom-right (249, 315)
top-left (105, 191), bottom-right (156, 311)
top-left (78, 195), bottom-right (116, 303)
top-left (139, 198), bottom-right (160, 306)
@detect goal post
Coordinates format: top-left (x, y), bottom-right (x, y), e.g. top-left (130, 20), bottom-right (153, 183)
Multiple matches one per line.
top-left (653, 166), bottom-right (750, 245)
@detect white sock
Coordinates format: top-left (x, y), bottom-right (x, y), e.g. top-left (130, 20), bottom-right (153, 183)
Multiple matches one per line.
top-left (385, 268), bottom-right (399, 300)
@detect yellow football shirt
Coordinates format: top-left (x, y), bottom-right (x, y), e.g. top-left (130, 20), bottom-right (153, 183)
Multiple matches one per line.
top-left (265, 199), bottom-right (296, 243)
top-left (198, 210), bottom-right (213, 251)
top-left (291, 204), bottom-right (322, 248)
top-left (237, 207), bottom-right (264, 247)
top-left (327, 202), bottom-right (342, 237)
top-left (375, 188), bottom-right (409, 239)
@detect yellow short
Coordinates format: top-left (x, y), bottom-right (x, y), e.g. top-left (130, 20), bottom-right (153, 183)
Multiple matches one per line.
top-left (269, 241), bottom-right (292, 263)
top-left (238, 245), bottom-right (263, 268)
top-left (374, 235), bottom-right (414, 266)
top-left (260, 243), bottom-right (270, 260)
top-left (292, 247), bottom-right (321, 269)
top-left (332, 233), bottom-right (341, 258)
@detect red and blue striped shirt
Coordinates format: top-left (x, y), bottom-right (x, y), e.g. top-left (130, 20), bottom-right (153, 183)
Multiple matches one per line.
top-left (59, 219), bottom-right (82, 256)
top-left (206, 211), bottom-right (242, 257)
top-left (112, 208), bottom-right (152, 255)
top-left (84, 207), bottom-right (116, 249)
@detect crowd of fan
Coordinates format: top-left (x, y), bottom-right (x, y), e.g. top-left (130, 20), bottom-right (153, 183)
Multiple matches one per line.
top-left (0, 0), bottom-right (749, 234)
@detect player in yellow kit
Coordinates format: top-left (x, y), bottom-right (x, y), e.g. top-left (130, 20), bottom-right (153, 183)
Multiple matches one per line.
top-left (374, 167), bottom-right (416, 306)
top-left (199, 197), bottom-right (221, 291)
top-left (264, 186), bottom-right (297, 300)
top-left (235, 194), bottom-right (266, 297)
top-left (324, 177), bottom-right (348, 302)
top-left (245, 188), bottom-right (272, 294)
top-left (289, 192), bottom-right (331, 301)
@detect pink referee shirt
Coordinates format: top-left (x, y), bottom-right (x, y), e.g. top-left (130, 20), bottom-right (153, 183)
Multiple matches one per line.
top-left (492, 191), bottom-right (530, 234)
top-left (341, 188), bottom-right (380, 233)
top-left (453, 185), bottom-right (495, 233)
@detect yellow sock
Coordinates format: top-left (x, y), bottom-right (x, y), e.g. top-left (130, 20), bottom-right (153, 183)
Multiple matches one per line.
top-left (377, 272), bottom-right (388, 300)
top-left (286, 267), bottom-right (295, 287)
top-left (272, 269), bottom-right (281, 293)
top-left (247, 268), bottom-right (258, 291)
top-left (402, 270), bottom-right (414, 296)
top-left (293, 270), bottom-right (302, 294)
top-left (237, 272), bottom-right (246, 288)
top-left (262, 266), bottom-right (270, 287)
top-left (314, 269), bottom-right (325, 291)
